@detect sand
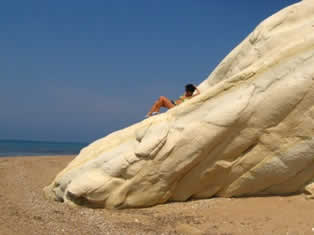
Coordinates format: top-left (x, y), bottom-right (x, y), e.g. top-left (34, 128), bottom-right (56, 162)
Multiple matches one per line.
top-left (0, 156), bottom-right (314, 235)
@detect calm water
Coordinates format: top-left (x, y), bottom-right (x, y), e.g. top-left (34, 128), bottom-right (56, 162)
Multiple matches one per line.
top-left (0, 140), bottom-right (88, 157)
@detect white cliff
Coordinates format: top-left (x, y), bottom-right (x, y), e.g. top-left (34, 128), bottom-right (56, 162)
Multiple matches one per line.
top-left (44, 0), bottom-right (314, 209)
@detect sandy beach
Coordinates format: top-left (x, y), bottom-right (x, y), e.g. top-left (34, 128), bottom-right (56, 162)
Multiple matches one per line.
top-left (0, 155), bottom-right (313, 235)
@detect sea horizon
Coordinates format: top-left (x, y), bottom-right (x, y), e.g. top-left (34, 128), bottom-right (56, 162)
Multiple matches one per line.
top-left (0, 139), bottom-right (89, 157)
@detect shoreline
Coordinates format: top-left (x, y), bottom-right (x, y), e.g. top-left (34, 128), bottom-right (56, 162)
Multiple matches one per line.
top-left (1, 155), bottom-right (314, 235)
top-left (0, 154), bottom-right (76, 158)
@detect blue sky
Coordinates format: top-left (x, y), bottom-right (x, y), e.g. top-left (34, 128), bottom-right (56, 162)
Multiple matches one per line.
top-left (0, 0), bottom-right (300, 143)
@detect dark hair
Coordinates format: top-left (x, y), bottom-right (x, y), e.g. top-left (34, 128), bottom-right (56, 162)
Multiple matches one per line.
top-left (185, 84), bottom-right (196, 93)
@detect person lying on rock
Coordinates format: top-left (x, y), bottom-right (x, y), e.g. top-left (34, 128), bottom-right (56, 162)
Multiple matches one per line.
top-left (145, 84), bottom-right (200, 118)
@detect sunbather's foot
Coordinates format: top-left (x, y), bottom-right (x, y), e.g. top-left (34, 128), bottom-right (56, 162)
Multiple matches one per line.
top-left (145, 112), bottom-right (159, 118)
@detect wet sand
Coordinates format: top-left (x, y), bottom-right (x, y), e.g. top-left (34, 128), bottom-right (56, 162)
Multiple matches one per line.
top-left (1, 155), bottom-right (314, 235)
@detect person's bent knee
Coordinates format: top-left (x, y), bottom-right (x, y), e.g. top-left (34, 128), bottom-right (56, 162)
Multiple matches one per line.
top-left (160, 96), bottom-right (166, 101)
top-left (154, 97), bottom-right (163, 104)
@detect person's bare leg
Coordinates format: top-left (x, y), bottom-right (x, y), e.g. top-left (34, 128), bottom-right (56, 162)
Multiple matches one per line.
top-left (146, 96), bottom-right (175, 116)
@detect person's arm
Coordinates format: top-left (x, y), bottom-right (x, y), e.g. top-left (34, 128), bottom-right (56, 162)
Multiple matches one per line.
top-left (193, 86), bottom-right (200, 97)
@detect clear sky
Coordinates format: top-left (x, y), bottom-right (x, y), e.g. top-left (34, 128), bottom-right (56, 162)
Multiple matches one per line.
top-left (1, 0), bottom-right (300, 143)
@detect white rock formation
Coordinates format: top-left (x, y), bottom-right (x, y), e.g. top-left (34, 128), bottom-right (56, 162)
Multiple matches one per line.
top-left (44, 0), bottom-right (314, 209)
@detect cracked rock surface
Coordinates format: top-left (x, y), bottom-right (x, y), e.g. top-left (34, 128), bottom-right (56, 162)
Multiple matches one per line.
top-left (44, 0), bottom-right (314, 209)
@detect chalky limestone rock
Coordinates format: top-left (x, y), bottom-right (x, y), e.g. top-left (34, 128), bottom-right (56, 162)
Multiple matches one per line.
top-left (44, 0), bottom-right (314, 208)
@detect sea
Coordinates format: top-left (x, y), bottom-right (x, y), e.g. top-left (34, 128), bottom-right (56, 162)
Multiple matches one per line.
top-left (0, 139), bottom-right (88, 157)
